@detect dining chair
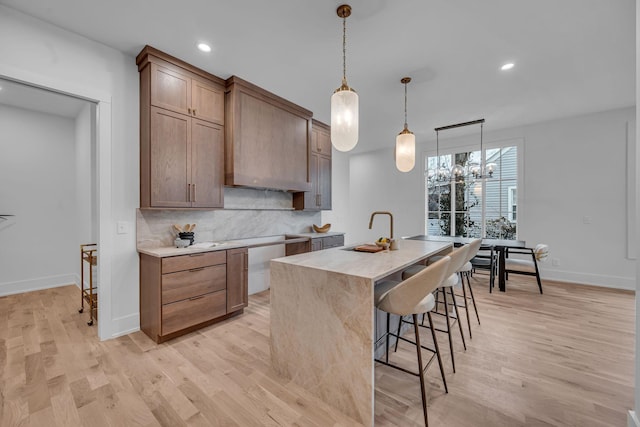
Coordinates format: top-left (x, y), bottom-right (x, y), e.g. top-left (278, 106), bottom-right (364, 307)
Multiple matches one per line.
top-left (374, 256), bottom-right (451, 427)
top-left (401, 245), bottom-right (469, 373)
top-left (470, 244), bottom-right (498, 292)
top-left (504, 243), bottom-right (549, 294)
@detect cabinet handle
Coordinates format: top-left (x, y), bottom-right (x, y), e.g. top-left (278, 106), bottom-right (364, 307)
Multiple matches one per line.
top-left (192, 184), bottom-right (196, 202)
top-left (193, 109), bottom-right (197, 116)
top-left (188, 108), bottom-right (192, 115)
top-left (188, 253), bottom-right (204, 257)
top-left (189, 295), bottom-right (205, 301)
top-left (317, 145), bottom-right (322, 152)
top-left (189, 267), bottom-right (205, 272)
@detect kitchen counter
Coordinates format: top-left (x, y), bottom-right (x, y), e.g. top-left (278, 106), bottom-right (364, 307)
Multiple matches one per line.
top-left (138, 232), bottom-right (346, 258)
top-left (269, 239), bottom-right (451, 426)
top-left (137, 241), bottom-right (249, 258)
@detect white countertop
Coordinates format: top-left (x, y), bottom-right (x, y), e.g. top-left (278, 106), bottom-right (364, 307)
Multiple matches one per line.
top-left (271, 239), bottom-right (451, 281)
top-left (137, 240), bottom-right (250, 257)
top-left (138, 232), bottom-right (346, 258)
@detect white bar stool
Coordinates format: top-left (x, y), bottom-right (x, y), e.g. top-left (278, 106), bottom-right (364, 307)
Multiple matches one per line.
top-left (374, 256), bottom-right (451, 427)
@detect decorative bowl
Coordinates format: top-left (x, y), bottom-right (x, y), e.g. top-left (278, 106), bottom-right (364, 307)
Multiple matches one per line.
top-left (375, 241), bottom-right (390, 250)
top-left (313, 223), bottom-right (331, 233)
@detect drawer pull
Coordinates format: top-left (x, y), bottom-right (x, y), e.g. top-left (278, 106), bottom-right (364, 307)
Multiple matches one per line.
top-left (188, 253), bottom-right (204, 257)
top-left (189, 267), bottom-right (205, 272)
top-left (189, 295), bottom-right (205, 301)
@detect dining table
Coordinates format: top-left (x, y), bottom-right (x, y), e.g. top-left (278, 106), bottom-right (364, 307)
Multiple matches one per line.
top-left (405, 235), bottom-right (526, 292)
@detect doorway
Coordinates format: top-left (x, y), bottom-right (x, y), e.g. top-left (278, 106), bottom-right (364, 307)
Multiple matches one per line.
top-left (0, 76), bottom-right (109, 338)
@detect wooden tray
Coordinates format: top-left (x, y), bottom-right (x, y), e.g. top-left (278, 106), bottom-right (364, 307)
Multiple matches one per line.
top-left (353, 244), bottom-right (384, 253)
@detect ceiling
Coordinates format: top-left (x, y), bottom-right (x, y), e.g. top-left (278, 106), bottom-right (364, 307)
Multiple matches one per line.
top-left (0, 0), bottom-right (635, 152)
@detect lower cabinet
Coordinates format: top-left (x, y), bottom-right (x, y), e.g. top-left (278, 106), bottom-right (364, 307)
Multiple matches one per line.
top-left (284, 234), bottom-right (344, 255)
top-left (140, 247), bottom-right (248, 343)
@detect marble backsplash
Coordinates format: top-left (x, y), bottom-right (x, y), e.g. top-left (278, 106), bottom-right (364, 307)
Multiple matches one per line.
top-left (137, 187), bottom-right (321, 248)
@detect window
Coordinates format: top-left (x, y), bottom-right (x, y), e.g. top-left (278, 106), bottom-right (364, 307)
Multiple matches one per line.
top-left (425, 143), bottom-right (520, 240)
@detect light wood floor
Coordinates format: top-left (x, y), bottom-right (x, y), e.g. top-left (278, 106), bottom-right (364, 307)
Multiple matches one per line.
top-left (0, 275), bottom-right (634, 426)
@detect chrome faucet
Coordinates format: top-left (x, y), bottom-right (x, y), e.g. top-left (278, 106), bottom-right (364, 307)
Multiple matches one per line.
top-left (368, 211), bottom-right (394, 239)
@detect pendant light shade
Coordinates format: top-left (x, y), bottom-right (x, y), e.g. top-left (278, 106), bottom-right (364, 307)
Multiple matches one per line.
top-left (331, 85), bottom-right (359, 152)
top-left (331, 4), bottom-right (358, 152)
top-left (395, 131), bottom-right (415, 172)
top-left (395, 77), bottom-right (415, 172)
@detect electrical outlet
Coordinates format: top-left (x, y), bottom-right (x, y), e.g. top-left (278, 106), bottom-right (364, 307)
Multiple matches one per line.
top-left (551, 258), bottom-right (560, 267)
top-left (117, 221), bottom-right (129, 234)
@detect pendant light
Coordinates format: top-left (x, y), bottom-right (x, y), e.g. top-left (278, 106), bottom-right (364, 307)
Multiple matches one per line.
top-left (331, 4), bottom-right (359, 152)
top-left (395, 77), bottom-right (415, 172)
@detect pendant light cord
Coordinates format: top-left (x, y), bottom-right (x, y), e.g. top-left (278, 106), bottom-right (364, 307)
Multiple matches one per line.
top-left (342, 14), bottom-right (347, 82)
top-left (404, 82), bottom-right (408, 129)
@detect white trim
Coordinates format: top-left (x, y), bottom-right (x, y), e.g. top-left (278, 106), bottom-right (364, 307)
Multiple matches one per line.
top-left (110, 313), bottom-right (140, 339)
top-left (628, 411), bottom-right (640, 427)
top-left (0, 66), bottom-right (113, 342)
top-left (0, 274), bottom-right (77, 297)
top-left (627, 120), bottom-right (636, 259)
top-left (542, 270), bottom-right (635, 290)
top-left (507, 186), bottom-right (517, 222)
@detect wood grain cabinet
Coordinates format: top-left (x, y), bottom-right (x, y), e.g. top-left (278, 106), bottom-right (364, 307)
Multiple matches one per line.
top-left (293, 120), bottom-right (332, 210)
top-left (225, 76), bottom-right (312, 192)
top-left (140, 248), bottom-right (248, 343)
top-left (137, 46), bottom-right (225, 208)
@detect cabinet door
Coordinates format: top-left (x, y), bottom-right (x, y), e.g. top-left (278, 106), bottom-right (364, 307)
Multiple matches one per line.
top-left (150, 107), bottom-right (191, 207)
top-left (192, 78), bottom-right (224, 125)
top-left (318, 155), bottom-right (332, 210)
top-left (226, 248), bottom-right (248, 312)
top-left (191, 119), bottom-right (224, 208)
top-left (314, 125), bottom-right (332, 155)
top-left (151, 64), bottom-right (190, 116)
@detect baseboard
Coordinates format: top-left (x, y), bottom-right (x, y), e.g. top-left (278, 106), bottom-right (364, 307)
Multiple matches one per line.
top-left (542, 270), bottom-right (634, 290)
top-left (109, 313), bottom-right (140, 339)
top-left (628, 411), bottom-right (640, 427)
top-left (0, 274), bottom-right (78, 297)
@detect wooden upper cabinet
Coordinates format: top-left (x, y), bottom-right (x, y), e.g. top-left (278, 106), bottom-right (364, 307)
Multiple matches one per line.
top-left (191, 119), bottom-right (224, 208)
top-left (293, 119), bottom-right (332, 211)
top-left (225, 76), bottom-right (312, 192)
top-left (150, 64), bottom-right (190, 116)
top-left (191, 78), bottom-right (224, 125)
top-left (150, 107), bottom-right (191, 207)
top-left (137, 45), bottom-right (226, 208)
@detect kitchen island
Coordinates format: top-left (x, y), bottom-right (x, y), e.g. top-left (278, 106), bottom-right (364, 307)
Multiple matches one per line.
top-left (269, 239), bottom-right (451, 426)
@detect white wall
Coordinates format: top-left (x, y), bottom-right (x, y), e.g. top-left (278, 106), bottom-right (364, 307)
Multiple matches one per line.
top-left (0, 105), bottom-right (78, 294)
top-left (0, 5), bottom-right (140, 338)
top-left (342, 107), bottom-right (636, 289)
top-left (321, 149), bottom-right (350, 237)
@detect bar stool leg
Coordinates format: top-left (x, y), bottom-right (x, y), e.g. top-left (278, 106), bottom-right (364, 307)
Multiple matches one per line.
top-left (466, 272), bottom-right (481, 325)
top-left (385, 312), bottom-right (391, 364)
top-left (441, 288), bottom-right (456, 373)
top-left (412, 313), bottom-right (429, 427)
top-left (459, 272), bottom-right (473, 339)
top-left (427, 312), bottom-right (448, 394)
top-left (449, 288), bottom-right (467, 351)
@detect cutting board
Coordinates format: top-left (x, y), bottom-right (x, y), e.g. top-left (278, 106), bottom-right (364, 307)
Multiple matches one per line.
top-left (353, 244), bottom-right (384, 253)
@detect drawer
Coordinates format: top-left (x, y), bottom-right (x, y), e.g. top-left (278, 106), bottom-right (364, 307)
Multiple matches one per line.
top-left (161, 290), bottom-right (226, 336)
top-left (162, 251), bottom-right (226, 274)
top-left (322, 235), bottom-right (344, 249)
top-left (162, 264), bottom-right (226, 305)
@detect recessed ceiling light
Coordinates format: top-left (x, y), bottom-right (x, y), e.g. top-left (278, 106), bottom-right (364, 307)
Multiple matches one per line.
top-left (197, 43), bottom-right (211, 53)
top-left (501, 63), bottom-right (515, 71)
